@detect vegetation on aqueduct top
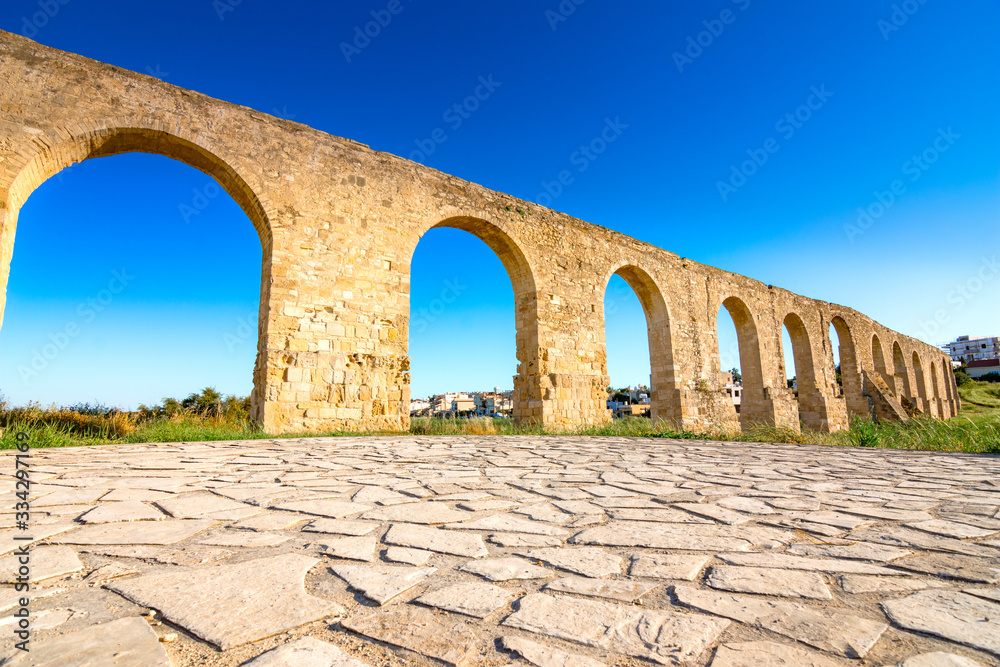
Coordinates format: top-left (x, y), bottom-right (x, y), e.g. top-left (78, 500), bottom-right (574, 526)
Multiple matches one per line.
top-left (1, 379), bottom-right (998, 454)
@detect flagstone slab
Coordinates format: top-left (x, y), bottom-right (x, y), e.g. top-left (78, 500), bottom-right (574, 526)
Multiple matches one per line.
top-left (707, 565), bottom-right (831, 600)
top-left (459, 557), bottom-right (553, 582)
top-left (544, 576), bottom-right (658, 603)
top-left (451, 514), bottom-right (569, 536)
top-left (82, 544), bottom-right (233, 565)
top-left (716, 496), bottom-right (775, 515)
top-left (0, 524), bottom-right (78, 555)
top-left (907, 519), bottom-right (998, 539)
top-left (0, 586), bottom-right (63, 613)
top-left (85, 561), bottom-right (140, 584)
top-left (32, 487), bottom-right (109, 506)
top-left (242, 636), bottom-right (372, 666)
top-left (415, 581), bottom-right (512, 618)
top-left (330, 563), bottom-right (436, 605)
top-left (77, 500), bottom-right (164, 524)
top-left (361, 502), bottom-right (469, 524)
top-left (882, 590), bottom-right (1000, 656)
top-left (674, 585), bottom-right (887, 658)
top-left (48, 519), bottom-right (215, 545)
top-left (523, 547), bottom-right (621, 578)
top-left (383, 546), bottom-right (432, 565)
top-left (301, 519), bottom-right (382, 536)
top-left (673, 502), bottom-right (752, 525)
top-left (788, 541), bottom-right (912, 562)
top-left (197, 531), bottom-right (292, 547)
top-left (231, 512), bottom-right (305, 531)
top-left (0, 545), bottom-right (82, 583)
top-left (849, 527), bottom-right (1000, 558)
top-left (890, 553), bottom-right (1000, 584)
top-left (270, 499), bottom-right (372, 519)
top-left (716, 552), bottom-right (898, 575)
top-left (154, 491), bottom-right (249, 518)
top-left (500, 635), bottom-right (604, 667)
top-left (503, 592), bottom-right (729, 665)
top-left (383, 523), bottom-right (488, 558)
top-left (839, 574), bottom-right (948, 594)
top-left (895, 653), bottom-right (988, 667)
top-left (108, 554), bottom-right (341, 649)
top-left (342, 605), bottom-right (477, 666)
top-left (318, 535), bottom-right (377, 561)
top-left (709, 640), bottom-right (844, 666)
top-left (0, 616), bottom-right (170, 666)
top-left (629, 553), bottom-right (710, 581)
top-left (965, 588), bottom-right (1000, 603)
top-left (571, 521), bottom-right (752, 551)
top-left (489, 533), bottom-right (563, 548)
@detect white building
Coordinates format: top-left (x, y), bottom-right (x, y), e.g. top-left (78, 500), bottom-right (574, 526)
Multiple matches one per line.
top-left (944, 335), bottom-right (999, 364)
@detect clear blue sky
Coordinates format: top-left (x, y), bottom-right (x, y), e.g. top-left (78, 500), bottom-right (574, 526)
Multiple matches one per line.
top-left (1, 1), bottom-right (997, 407)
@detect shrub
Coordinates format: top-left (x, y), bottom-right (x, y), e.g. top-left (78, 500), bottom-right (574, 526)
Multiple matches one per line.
top-left (954, 370), bottom-right (972, 386)
top-left (978, 372), bottom-right (1000, 383)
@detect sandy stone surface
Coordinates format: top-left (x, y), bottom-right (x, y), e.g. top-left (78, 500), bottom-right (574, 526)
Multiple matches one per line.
top-left (241, 636), bottom-right (372, 666)
top-left (0, 617), bottom-right (171, 666)
top-left (2, 436), bottom-right (999, 666)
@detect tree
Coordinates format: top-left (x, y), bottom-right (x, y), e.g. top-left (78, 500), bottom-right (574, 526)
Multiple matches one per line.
top-left (730, 367), bottom-right (741, 383)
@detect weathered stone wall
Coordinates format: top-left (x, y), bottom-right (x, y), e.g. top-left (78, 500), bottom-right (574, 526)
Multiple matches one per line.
top-left (0, 32), bottom-right (959, 434)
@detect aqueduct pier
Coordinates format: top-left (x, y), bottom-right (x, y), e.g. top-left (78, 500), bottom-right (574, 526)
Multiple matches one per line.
top-left (0, 32), bottom-right (959, 434)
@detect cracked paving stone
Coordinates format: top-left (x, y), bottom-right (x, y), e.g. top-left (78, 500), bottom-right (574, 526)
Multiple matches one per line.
top-left (674, 585), bottom-right (887, 658)
top-left (318, 535), bottom-right (377, 561)
top-left (330, 563), bottom-right (436, 605)
top-left (81, 544), bottom-right (233, 565)
top-left (154, 491), bottom-right (250, 518)
top-left (840, 507), bottom-right (935, 522)
top-left (361, 502), bottom-right (469, 524)
top-left (271, 499), bottom-right (372, 519)
top-left (197, 530), bottom-right (292, 547)
top-left (673, 502), bottom-right (752, 525)
top-left (706, 565), bottom-right (831, 600)
top-left (882, 590), bottom-right (1000, 657)
top-left (716, 497), bottom-right (775, 515)
top-left (84, 561), bottom-right (140, 585)
top-left (489, 533), bottom-right (563, 548)
top-left (301, 519), bottom-right (381, 536)
top-left (48, 519), bottom-right (216, 545)
top-left (383, 546), bottom-right (432, 565)
top-left (544, 576), bottom-right (658, 603)
top-left (849, 527), bottom-right (1000, 558)
top-left (890, 553), bottom-right (1000, 584)
top-left (0, 616), bottom-right (170, 666)
top-left (500, 635), bottom-right (604, 667)
top-left (341, 604), bottom-right (477, 666)
top-left (458, 499), bottom-right (520, 512)
top-left (108, 554), bottom-right (342, 649)
top-left (570, 521), bottom-right (752, 551)
top-left (716, 552), bottom-right (899, 575)
top-left (965, 588), bottom-right (1000, 603)
top-left (789, 511), bottom-right (870, 530)
top-left (0, 545), bottom-right (83, 583)
top-left (459, 557), bottom-right (553, 582)
top-left (451, 514), bottom-right (569, 536)
top-left (231, 512), bottom-right (304, 531)
top-left (0, 524), bottom-right (78, 555)
top-left (839, 574), bottom-right (948, 595)
top-left (524, 547), bottom-right (621, 578)
top-left (787, 541), bottom-right (912, 562)
top-left (895, 652), bottom-right (989, 666)
top-left (0, 587), bottom-right (62, 613)
top-left (906, 519), bottom-right (998, 540)
top-left (383, 523), bottom-right (488, 557)
top-left (709, 640), bottom-right (843, 666)
top-left (77, 500), bottom-right (164, 524)
top-left (503, 592), bottom-right (729, 665)
top-left (242, 636), bottom-right (372, 666)
top-left (629, 554), bottom-right (710, 581)
top-left (415, 581), bottom-right (512, 618)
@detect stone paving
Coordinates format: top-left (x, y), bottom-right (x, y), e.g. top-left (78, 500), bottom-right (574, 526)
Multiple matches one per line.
top-left (1, 436), bottom-right (999, 666)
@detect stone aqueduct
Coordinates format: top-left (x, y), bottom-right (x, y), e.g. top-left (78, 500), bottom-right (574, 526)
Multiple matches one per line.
top-left (0, 32), bottom-right (959, 434)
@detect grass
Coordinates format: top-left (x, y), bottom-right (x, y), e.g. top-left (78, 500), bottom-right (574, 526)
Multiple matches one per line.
top-left (2, 381), bottom-right (998, 454)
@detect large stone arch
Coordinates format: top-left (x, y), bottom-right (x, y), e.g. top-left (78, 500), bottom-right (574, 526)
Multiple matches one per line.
top-left (405, 215), bottom-right (541, 423)
top-left (602, 263), bottom-right (682, 426)
top-left (0, 125), bottom-right (275, 422)
top-left (718, 295), bottom-right (772, 429)
top-left (831, 315), bottom-right (866, 418)
top-left (892, 341), bottom-right (914, 407)
top-left (782, 312), bottom-right (820, 429)
top-left (929, 360), bottom-right (943, 417)
top-left (872, 334), bottom-right (892, 390)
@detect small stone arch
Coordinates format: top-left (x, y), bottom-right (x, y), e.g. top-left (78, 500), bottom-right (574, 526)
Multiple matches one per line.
top-left (892, 341), bottom-right (913, 404)
top-left (912, 351), bottom-right (929, 413)
top-left (831, 315), bottom-right (866, 418)
top-left (719, 295), bottom-right (767, 428)
top-left (603, 264), bottom-right (681, 426)
top-left (872, 334), bottom-right (892, 391)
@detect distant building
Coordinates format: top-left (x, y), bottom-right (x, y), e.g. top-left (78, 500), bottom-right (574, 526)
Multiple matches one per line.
top-left (944, 335), bottom-right (999, 364)
top-left (966, 358), bottom-right (1000, 379)
top-left (723, 382), bottom-right (742, 413)
top-left (409, 398), bottom-right (430, 415)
